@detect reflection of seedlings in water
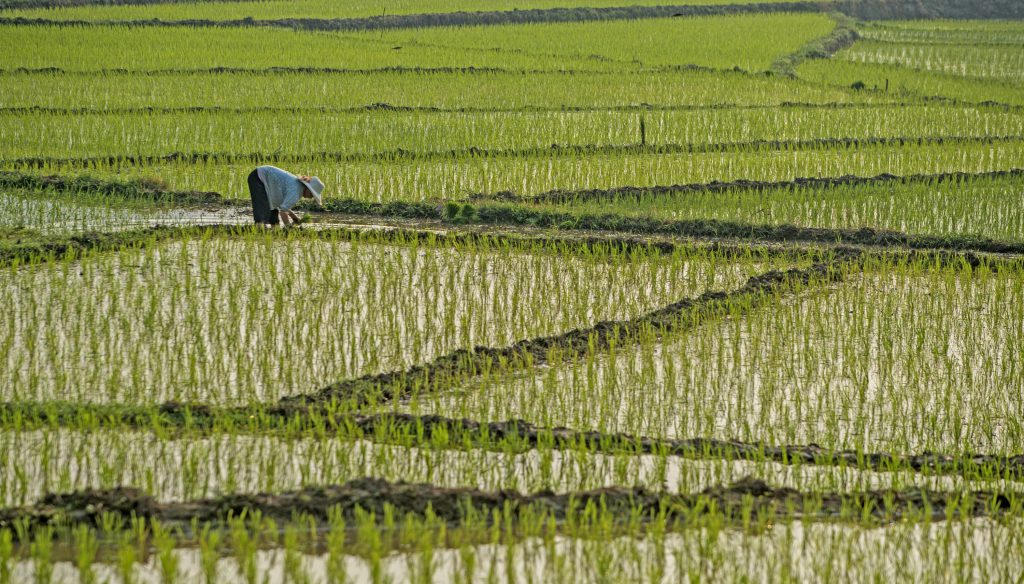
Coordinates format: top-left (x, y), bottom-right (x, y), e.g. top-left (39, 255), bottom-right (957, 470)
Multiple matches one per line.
top-left (2, 228), bottom-right (771, 405)
top-left (1, 477), bottom-right (1019, 537)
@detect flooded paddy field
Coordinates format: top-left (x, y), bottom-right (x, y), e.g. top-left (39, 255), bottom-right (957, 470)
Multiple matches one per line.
top-left (406, 262), bottom-right (1024, 454)
top-left (1, 230), bottom-right (783, 404)
top-left (2, 4), bottom-right (1024, 582)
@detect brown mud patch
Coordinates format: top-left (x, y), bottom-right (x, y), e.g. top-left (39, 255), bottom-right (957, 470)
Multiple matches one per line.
top-left (1, 477), bottom-right (1019, 536)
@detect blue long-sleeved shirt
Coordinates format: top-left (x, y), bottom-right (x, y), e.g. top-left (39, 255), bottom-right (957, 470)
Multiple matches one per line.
top-left (256, 165), bottom-right (305, 211)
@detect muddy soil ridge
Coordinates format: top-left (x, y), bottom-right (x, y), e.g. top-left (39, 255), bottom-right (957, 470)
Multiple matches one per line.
top-left (282, 261), bottom-right (845, 407)
top-left (1, 477), bottom-right (1019, 536)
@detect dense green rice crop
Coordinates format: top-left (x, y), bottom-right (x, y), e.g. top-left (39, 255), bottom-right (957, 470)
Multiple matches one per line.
top-left (22, 139), bottom-right (1021, 202)
top-left (0, 25), bottom-right (614, 72)
top-left (4, 0), bottom-right (819, 22)
top-left (4, 105), bottom-right (1020, 161)
top-left (0, 68), bottom-right (884, 110)
top-left (361, 13), bottom-right (836, 71)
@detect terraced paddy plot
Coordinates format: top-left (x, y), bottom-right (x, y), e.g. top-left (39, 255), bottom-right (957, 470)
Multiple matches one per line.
top-left (3, 2), bottom-right (1024, 580)
top-left (859, 20), bottom-right (1024, 45)
top-left (842, 41), bottom-right (1024, 84)
top-left (5, 427), bottom-right (1024, 508)
top-left (541, 174), bottom-right (1024, 243)
top-left (798, 19), bottom-right (1024, 105)
top-left (6, 104), bottom-right (1022, 162)
top-left (0, 69), bottom-right (886, 110)
top-left (363, 13), bottom-right (835, 71)
top-left (797, 58), bottom-right (1024, 106)
top-left (6, 516), bottom-right (1024, 577)
top-left (0, 14), bottom-right (834, 74)
top-left (0, 188), bottom-right (247, 234)
top-left (0, 231), bottom-right (777, 404)
top-left (405, 261), bottom-right (1024, 454)
top-left (0, 25), bottom-right (618, 72)
top-left (40, 139), bottom-right (1024, 201)
top-left (3, 0), bottom-right (817, 22)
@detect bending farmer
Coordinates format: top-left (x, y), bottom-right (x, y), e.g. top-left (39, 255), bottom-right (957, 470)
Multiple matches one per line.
top-left (248, 165), bottom-right (325, 226)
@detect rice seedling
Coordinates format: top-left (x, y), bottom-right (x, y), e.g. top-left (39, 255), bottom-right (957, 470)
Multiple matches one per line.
top-left (2, 4), bottom-right (1021, 579)
top-left (4, 104), bottom-right (1021, 162)
top-left (0, 188), bottom-right (246, 234)
top-left (537, 174), bottom-right (1024, 243)
top-left (359, 13), bottom-right (836, 71)
top-left (2, 427), bottom-right (1023, 509)
top-left (403, 259), bottom-right (1024, 455)
top-left (0, 68), bottom-right (883, 111)
top-left (4, 0), bottom-right (814, 23)
top-left (0, 24), bottom-right (615, 73)
top-left (0, 229), bottom-right (774, 404)
top-left (22, 138), bottom-right (1021, 202)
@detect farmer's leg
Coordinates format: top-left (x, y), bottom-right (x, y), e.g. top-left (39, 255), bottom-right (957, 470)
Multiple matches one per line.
top-left (269, 209), bottom-right (280, 226)
top-left (247, 170), bottom-right (273, 224)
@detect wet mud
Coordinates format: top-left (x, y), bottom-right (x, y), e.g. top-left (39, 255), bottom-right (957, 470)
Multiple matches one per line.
top-left (1, 476), bottom-right (1018, 536)
top-left (8, 135), bottom-right (1021, 171)
top-left (283, 262), bottom-right (845, 407)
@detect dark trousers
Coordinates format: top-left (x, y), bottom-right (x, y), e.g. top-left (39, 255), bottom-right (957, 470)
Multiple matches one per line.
top-left (248, 169), bottom-right (280, 225)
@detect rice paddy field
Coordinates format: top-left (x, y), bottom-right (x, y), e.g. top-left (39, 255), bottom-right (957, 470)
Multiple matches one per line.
top-left (1, 0), bottom-right (1023, 581)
